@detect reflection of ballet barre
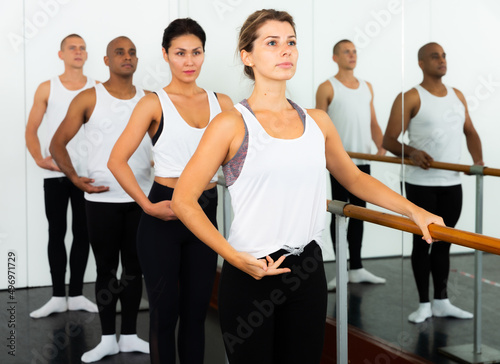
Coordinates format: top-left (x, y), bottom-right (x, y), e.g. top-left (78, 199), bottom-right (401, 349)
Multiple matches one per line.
top-left (328, 200), bottom-right (500, 363)
top-left (347, 151), bottom-right (500, 177)
top-left (342, 152), bottom-right (500, 363)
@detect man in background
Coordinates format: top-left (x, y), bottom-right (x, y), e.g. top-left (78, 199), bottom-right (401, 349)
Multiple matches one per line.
top-left (25, 34), bottom-right (98, 318)
top-left (316, 39), bottom-right (386, 291)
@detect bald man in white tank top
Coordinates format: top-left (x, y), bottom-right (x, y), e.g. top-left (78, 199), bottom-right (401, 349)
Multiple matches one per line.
top-left (316, 40), bottom-right (386, 291)
top-left (384, 42), bottom-right (484, 324)
top-left (51, 36), bottom-right (151, 363)
top-left (25, 34), bottom-right (98, 318)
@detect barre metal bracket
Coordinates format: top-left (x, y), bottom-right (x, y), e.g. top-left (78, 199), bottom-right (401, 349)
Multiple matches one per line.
top-left (469, 165), bottom-right (485, 176)
top-left (217, 173), bottom-right (227, 187)
top-left (328, 200), bottom-right (348, 216)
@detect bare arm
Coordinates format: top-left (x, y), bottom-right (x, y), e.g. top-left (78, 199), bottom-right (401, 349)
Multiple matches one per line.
top-left (108, 93), bottom-right (176, 220)
top-left (309, 108), bottom-right (444, 243)
top-left (366, 82), bottom-right (385, 156)
top-left (25, 81), bottom-right (61, 171)
top-left (171, 111), bottom-right (290, 279)
top-left (50, 88), bottom-right (109, 193)
top-left (315, 80), bottom-right (333, 112)
top-left (454, 88), bottom-right (484, 166)
top-left (383, 89), bottom-right (433, 169)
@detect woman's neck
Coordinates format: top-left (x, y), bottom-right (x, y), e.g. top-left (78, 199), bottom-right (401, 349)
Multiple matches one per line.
top-left (247, 78), bottom-right (290, 112)
top-left (165, 78), bottom-right (201, 96)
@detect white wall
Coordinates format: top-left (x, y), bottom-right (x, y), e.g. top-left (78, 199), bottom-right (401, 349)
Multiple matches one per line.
top-left (0, 1), bottom-right (28, 289)
top-left (2, 0), bottom-right (500, 289)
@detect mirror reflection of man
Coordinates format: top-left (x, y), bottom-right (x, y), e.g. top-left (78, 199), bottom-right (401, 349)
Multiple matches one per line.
top-left (316, 39), bottom-right (386, 291)
top-left (51, 36), bottom-right (151, 363)
top-left (383, 42), bottom-right (483, 324)
top-left (25, 34), bottom-right (98, 319)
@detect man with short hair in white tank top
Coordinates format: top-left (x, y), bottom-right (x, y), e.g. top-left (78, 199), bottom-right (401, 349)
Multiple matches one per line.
top-left (384, 42), bottom-right (484, 324)
top-left (51, 36), bottom-right (151, 363)
top-left (316, 39), bottom-right (386, 290)
top-left (25, 34), bottom-right (98, 319)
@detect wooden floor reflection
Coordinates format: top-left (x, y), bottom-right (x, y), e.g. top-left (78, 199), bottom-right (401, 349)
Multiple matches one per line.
top-left (325, 253), bottom-right (500, 364)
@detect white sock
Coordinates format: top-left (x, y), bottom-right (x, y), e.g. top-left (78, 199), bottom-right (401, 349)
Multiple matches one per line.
top-left (81, 335), bottom-right (119, 363)
top-left (68, 295), bottom-right (98, 313)
top-left (432, 299), bottom-right (473, 319)
top-left (30, 297), bottom-right (67, 318)
top-left (118, 334), bottom-right (150, 353)
top-left (408, 302), bottom-right (432, 323)
top-left (348, 268), bottom-right (386, 284)
top-left (327, 278), bottom-right (338, 291)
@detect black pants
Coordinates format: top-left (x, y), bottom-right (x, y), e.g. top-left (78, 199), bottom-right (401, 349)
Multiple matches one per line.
top-left (405, 183), bottom-right (462, 302)
top-left (218, 242), bottom-right (327, 364)
top-left (330, 165), bottom-right (370, 270)
top-left (86, 200), bottom-right (143, 335)
top-left (44, 177), bottom-right (89, 297)
top-left (137, 182), bottom-right (218, 364)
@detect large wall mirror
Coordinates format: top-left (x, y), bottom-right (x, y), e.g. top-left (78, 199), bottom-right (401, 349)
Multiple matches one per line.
top-left (1, 0), bottom-right (499, 361)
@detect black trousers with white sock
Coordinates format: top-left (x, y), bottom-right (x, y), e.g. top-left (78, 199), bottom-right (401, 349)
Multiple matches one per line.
top-left (86, 200), bottom-right (143, 335)
top-left (137, 182), bottom-right (218, 364)
top-left (405, 183), bottom-right (462, 302)
top-left (44, 177), bottom-right (89, 297)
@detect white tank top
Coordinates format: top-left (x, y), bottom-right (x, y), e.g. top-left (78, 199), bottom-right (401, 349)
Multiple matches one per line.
top-left (327, 77), bottom-right (372, 165)
top-left (405, 85), bottom-right (465, 186)
top-left (222, 100), bottom-right (326, 258)
top-left (84, 83), bottom-right (152, 202)
top-left (152, 89), bottom-right (221, 183)
top-left (43, 76), bottom-right (95, 179)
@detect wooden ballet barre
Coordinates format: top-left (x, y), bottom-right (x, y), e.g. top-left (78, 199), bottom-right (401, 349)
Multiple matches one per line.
top-left (347, 152), bottom-right (500, 177)
top-left (327, 200), bottom-right (500, 256)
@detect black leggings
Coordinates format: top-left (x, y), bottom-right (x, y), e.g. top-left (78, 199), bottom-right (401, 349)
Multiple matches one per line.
top-left (405, 183), bottom-right (462, 302)
top-left (218, 242), bottom-right (327, 364)
top-left (44, 177), bottom-right (89, 297)
top-left (330, 165), bottom-right (370, 270)
top-left (137, 182), bottom-right (218, 364)
top-left (85, 200), bottom-right (143, 335)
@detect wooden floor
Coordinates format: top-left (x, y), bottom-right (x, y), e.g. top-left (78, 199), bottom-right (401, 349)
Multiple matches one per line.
top-left (3, 253), bottom-right (500, 363)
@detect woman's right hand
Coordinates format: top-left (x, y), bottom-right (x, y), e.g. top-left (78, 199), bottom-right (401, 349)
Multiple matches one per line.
top-left (146, 200), bottom-right (178, 221)
top-left (233, 252), bottom-right (291, 280)
top-left (37, 156), bottom-right (61, 172)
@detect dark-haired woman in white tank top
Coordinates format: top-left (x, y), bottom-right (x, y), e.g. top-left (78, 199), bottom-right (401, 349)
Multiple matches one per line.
top-left (109, 19), bottom-right (233, 364)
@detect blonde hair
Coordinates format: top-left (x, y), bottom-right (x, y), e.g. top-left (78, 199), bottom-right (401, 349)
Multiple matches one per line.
top-left (238, 9), bottom-right (296, 80)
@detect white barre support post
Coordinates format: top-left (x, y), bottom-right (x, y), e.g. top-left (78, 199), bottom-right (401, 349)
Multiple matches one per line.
top-left (473, 171), bottom-right (484, 353)
top-left (329, 200), bottom-right (349, 363)
top-left (218, 174), bottom-right (231, 239)
top-left (222, 187), bottom-right (231, 239)
top-left (439, 166), bottom-right (500, 363)
top-left (219, 174), bottom-right (231, 364)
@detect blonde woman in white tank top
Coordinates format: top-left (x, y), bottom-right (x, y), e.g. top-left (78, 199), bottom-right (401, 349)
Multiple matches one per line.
top-left (171, 10), bottom-right (444, 364)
